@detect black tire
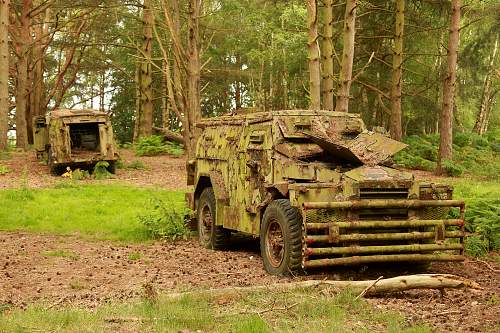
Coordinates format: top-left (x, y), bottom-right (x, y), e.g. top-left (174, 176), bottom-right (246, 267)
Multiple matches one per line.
top-left (260, 199), bottom-right (303, 276)
top-left (197, 187), bottom-right (230, 250)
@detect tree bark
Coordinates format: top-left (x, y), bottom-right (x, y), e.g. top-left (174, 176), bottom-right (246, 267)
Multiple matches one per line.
top-left (14, 0), bottom-right (32, 150)
top-left (0, 0), bottom-right (9, 150)
top-left (390, 0), bottom-right (404, 141)
top-left (437, 0), bottom-right (460, 174)
top-left (134, 0), bottom-right (154, 141)
top-left (186, 0), bottom-right (202, 157)
top-left (161, 274), bottom-right (480, 300)
top-left (307, 0), bottom-right (321, 110)
top-left (335, 0), bottom-right (357, 113)
top-left (473, 35), bottom-right (498, 135)
top-left (321, 0), bottom-right (335, 111)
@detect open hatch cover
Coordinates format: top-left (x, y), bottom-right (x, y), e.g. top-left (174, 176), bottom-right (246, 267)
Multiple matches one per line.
top-left (303, 131), bottom-right (407, 166)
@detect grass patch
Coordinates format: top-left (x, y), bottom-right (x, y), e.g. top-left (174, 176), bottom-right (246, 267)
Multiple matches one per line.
top-left (128, 252), bottom-right (142, 261)
top-left (42, 249), bottom-right (80, 261)
top-left (0, 164), bottom-right (10, 175)
top-left (0, 184), bottom-right (185, 242)
top-left (0, 288), bottom-right (431, 333)
top-left (139, 198), bottom-right (191, 241)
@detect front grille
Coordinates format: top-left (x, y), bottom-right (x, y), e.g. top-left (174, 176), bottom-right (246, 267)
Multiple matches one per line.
top-left (359, 188), bottom-right (409, 199)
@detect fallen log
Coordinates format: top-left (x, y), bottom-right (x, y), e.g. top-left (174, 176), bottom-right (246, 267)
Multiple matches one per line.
top-left (152, 127), bottom-right (185, 144)
top-left (164, 274), bottom-right (480, 300)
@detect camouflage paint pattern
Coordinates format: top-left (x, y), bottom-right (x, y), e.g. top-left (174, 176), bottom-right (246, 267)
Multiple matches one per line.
top-left (33, 109), bottom-right (118, 169)
top-left (189, 110), bottom-right (465, 268)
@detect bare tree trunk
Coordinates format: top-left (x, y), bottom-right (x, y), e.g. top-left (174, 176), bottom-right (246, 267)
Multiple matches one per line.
top-left (134, 0), bottom-right (154, 141)
top-left (437, 0), bottom-right (460, 174)
top-left (473, 35), bottom-right (498, 135)
top-left (0, 0), bottom-right (9, 150)
top-left (390, 0), bottom-right (404, 141)
top-left (321, 0), bottom-right (335, 111)
top-left (14, 0), bottom-right (32, 150)
top-left (186, 0), bottom-right (202, 158)
top-left (307, 0), bottom-right (321, 110)
top-left (335, 0), bottom-right (357, 113)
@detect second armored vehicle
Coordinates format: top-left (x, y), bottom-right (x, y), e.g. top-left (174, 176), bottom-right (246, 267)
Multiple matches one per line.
top-left (187, 110), bottom-right (465, 275)
top-left (33, 109), bottom-right (119, 174)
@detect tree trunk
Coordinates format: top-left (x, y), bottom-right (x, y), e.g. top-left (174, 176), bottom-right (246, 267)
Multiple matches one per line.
top-left (390, 0), bottom-right (404, 141)
top-left (335, 0), bottom-right (357, 113)
top-left (160, 274), bottom-right (480, 300)
top-left (186, 0), bottom-right (202, 158)
top-left (134, 0), bottom-right (154, 141)
top-left (437, 0), bottom-right (460, 174)
top-left (321, 0), bottom-right (335, 111)
top-left (14, 0), bottom-right (32, 150)
top-left (473, 36), bottom-right (498, 135)
top-left (307, 0), bottom-right (321, 110)
top-left (0, 0), bottom-right (9, 150)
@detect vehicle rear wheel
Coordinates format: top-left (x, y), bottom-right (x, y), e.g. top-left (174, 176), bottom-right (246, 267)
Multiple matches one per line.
top-left (260, 199), bottom-right (303, 276)
top-left (197, 187), bottom-right (230, 250)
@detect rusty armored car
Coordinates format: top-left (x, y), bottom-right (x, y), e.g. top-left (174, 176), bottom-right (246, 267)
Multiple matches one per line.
top-left (33, 109), bottom-right (119, 174)
top-left (187, 110), bottom-right (465, 275)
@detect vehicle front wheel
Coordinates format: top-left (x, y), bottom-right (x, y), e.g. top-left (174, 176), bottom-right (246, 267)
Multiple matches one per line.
top-left (260, 199), bottom-right (303, 276)
top-left (197, 187), bottom-right (230, 250)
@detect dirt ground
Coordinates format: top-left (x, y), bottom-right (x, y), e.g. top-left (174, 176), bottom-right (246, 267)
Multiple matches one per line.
top-left (1, 151), bottom-right (499, 332)
top-left (0, 149), bottom-right (188, 190)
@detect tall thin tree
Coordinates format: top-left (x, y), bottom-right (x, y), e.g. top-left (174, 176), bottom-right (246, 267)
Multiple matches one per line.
top-left (307, 0), bottom-right (321, 110)
top-left (134, 0), bottom-right (154, 142)
top-left (321, 0), bottom-right (335, 111)
top-left (335, 0), bottom-right (357, 113)
top-left (390, 0), bottom-right (404, 141)
top-left (437, 0), bottom-right (461, 173)
top-left (0, 0), bottom-right (9, 150)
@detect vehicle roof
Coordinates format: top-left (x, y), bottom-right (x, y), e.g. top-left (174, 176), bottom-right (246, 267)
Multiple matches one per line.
top-left (48, 109), bottom-right (108, 119)
top-left (197, 110), bottom-right (361, 127)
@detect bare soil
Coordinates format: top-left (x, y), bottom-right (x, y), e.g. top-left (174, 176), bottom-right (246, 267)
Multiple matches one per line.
top-left (0, 152), bottom-right (499, 332)
top-left (0, 150), bottom-right (188, 190)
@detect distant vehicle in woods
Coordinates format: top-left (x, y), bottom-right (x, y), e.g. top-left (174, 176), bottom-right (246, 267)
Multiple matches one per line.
top-left (187, 110), bottom-right (465, 276)
top-left (33, 109), bottom-right (119, 175)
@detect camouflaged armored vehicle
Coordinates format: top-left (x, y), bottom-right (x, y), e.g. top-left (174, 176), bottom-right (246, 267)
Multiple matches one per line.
top-left (33, 109), bottom-right (118, 174)
top-left (186, 110), bottom-right (465, 275)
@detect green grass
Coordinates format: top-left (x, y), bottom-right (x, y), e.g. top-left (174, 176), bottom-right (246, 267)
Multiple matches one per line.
top-left (0, 288), bottom-right (431, 333)
top-left (0, 183), bottom-right (185, 242)
top-left (42, 249), bottom-right (80, 261)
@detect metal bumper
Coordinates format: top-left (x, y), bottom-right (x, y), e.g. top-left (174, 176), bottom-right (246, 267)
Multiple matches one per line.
top-left (301, 199), bottom-right (465, 269)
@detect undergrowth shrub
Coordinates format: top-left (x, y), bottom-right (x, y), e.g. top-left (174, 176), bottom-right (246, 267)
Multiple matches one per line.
top-left (135, 136), bottom-right (184, 157)
top-left (441, 160), bottom-right (464, 177)
top-left (0, 165), bottom-right (10, 175)
top-left (138, 198), bottom-right (191, 241)
top-left (394, 131), bottom-right (499, 179)
top-left (93, 161), bottom-right (113, 180)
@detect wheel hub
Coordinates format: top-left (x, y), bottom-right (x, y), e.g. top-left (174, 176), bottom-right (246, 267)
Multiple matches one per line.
top-left (266, 220), bottom-right (284, 267)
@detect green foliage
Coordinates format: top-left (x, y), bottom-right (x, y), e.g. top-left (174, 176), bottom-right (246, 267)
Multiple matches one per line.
top-left (138, 198), bottom-right (191, 241)
top-left (0, 151), bottom-right (10, 160)
top-left (71, 169), bottom-right (91, 180)
top-left (0, 184), bottom-right (185, 242)
top-left (134, 136), bottom-right (184, 157)
top-left (93, 161), bottom-right (113, 180)
top-left (394, 132), bottom-right (499, 179)
top-left (441, 160), bottom-right (464, 177)
top-left (453, 181), bottom-right (500, 256)
top-left (0, 164), bottom-right (10, 175)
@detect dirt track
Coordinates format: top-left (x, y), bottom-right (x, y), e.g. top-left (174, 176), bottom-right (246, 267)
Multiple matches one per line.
top-left (1, 152), bottom-right (499, 332)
